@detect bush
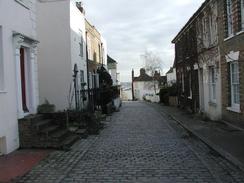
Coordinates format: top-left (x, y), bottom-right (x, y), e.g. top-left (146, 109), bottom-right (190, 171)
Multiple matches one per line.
top-left (37, 100), bottom-right (55, 114)
top-left (159, 84), bottom-right (177, 105)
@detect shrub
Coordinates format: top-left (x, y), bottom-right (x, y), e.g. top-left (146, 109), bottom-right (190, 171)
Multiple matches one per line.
top-left (159, 84), bottom-right (177, 105)
top-left (37, 99), bottom-right (55, 114)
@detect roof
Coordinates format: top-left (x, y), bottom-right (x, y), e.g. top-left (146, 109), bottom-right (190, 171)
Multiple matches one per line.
top-left (133, 74), bottom-right (153, 82)
top-left (172, 0), bottom-right (210, 43)
top-left (166, 67), bottom-right (174, 74)
top-left (133, 68), bottom-right (166, 83)
top-left (107, 55), bottom-right (117, 64)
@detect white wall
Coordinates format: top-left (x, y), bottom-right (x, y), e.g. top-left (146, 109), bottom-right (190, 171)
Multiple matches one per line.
top-left (101, 36), bottom-right (107, 68)
top-left (196, 1), bottom-right (222, 121)
top-left (38, 1), bottom-right (87, 111)
top-left (133, 81), bottom-right (159, 101)
top-left (121, 89), bottom-right (133, 101)
top-left (0, 0), bottom-right (38, 154)
top-left (166, 68), bottom-right (176, 86)
top-left (110, 67), bottom-right (117, 86)
top-left (69, 1), bottom-right (88, 109)
top-left (37, 1), bottom-right (76, 111)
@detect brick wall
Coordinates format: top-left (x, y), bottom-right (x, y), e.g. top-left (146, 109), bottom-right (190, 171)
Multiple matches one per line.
top-left (218, 0), bottom-right (244, 124)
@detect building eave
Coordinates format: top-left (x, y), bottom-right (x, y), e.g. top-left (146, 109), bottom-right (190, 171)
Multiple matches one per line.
top-left (172, 0), bottom-right (210, 44)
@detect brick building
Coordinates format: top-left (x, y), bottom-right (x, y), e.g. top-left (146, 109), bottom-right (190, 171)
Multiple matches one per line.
top-left (218, 0), bottom-right (244, 124)
top-left (85, 19), bottom-right (107, 89)
top-left (172, 0), bottom-right (244, 123)
top-left (172, 15), bottom-right (199, 113)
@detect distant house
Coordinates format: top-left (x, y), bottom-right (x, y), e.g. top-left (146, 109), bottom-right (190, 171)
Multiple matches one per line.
top-left (132, 68), bottom-right (165, 101)
top-left (107, 55), bottom-right (119, 86)
top-left (166, 67), bottom-right (176, 86)
top-left (37, 1), bottom-right (87, 110)
top-left (0, 0), bottom-right (39, 154)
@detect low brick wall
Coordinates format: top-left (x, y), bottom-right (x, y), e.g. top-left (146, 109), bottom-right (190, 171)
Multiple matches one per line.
top-left (18, 117), bottom-right (40, 148)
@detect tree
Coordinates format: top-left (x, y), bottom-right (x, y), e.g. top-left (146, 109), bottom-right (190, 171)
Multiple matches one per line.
top-left (141, 51), bottom-right (163, 94)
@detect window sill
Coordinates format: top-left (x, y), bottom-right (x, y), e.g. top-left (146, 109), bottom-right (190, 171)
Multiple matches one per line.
top-left (209, 101), bottom-right (217, 107)
top-left (224, 31), bottom-right (244, 42)
top-left (226, 107), bottom-right (241, 113)
top-left (0, 90), bottom-right (7, 94)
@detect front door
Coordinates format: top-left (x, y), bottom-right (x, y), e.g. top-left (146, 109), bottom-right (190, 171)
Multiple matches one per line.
top-left (20, 47), bottom-right (29, 113)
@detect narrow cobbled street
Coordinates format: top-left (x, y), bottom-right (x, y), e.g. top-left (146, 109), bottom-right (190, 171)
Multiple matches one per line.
top-left (18, 102), bottom-right (244, 183)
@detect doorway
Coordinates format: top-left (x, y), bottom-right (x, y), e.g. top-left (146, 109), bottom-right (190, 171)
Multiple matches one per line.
top-left (20, 47), bottom-right (29, 113)
top-left (199, 68), bottom-right (204, 112)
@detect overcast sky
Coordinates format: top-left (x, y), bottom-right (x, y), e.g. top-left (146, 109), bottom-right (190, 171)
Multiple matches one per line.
top-left (83, 0), bottom-right (205, 82)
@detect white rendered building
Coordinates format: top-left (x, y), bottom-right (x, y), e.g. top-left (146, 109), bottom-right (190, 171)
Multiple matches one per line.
top-left (0, 0), bottom-right (39, 154)
top-left (37, 0), bottom-right (88, 111)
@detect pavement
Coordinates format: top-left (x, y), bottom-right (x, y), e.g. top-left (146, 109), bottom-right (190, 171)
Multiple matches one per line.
top-left (14, 101), bottom-right (244, 182)
top-left (153, 103), bottom-right (244, 172)
top-left (0, 149), bottom-right (51, 183)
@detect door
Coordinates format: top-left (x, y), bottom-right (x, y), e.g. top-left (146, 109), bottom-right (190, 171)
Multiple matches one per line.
top-left (20, 47), bottom-right (29, 112)
top-left (199, 68), bottom-right (204, 112)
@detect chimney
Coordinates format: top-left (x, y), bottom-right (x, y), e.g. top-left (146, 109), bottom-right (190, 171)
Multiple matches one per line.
top-left (76, 1), bottom-right (85, 15)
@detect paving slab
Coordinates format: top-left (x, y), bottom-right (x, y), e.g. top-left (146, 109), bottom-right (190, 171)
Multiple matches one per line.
top-left (0, 149), bottom-right (51, 183)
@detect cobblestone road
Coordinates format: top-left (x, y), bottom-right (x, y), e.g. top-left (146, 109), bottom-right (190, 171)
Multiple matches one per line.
top-left (18, 102), bottom-right (244, 183)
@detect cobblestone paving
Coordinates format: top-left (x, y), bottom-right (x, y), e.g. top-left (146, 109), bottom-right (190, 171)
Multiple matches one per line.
top-left (17, 102), bottom-right (244, 183)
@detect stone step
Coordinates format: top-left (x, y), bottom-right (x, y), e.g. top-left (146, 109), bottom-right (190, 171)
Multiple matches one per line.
top-left (51, 129), bottom-right (70, 140)
top-left (61, 134), bottom-right (80, 150)
top-left (41, 125), bottom-right (60, 137)
top-left (34, 119), bottom-right (52, 131)
top-left (76, 129), bottom-right (88, 138)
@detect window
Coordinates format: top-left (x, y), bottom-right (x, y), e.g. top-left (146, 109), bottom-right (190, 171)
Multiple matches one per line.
top-left (181, 72), bottom-right (185, 93)
top-left (188, 73), bottom-right (192, 99)
top-left (209, 67), bottom-right (216, 102)
top-left (80, 70), bottom-right (85, 88)
top-left (226, 0), bottom-right (234, 36)
top-left (241, 0), bottom-right (244, 30)
top-left (79, 35), bottom-right (84, 58)
top-left (87, 37), bottom-right (92, 60)
top-left (0, 26), bottom-right (4, 91)
top-left (89, 72), bottom-right (92, 89)
top-left (15, 0), bottom-right (29, 9)
top-left (230, 62), bottom-right (240, 108)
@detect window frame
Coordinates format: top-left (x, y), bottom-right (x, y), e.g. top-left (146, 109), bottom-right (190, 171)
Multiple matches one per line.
top-left (181, 72), bottom-right (185, 93)
top-left (226, 0), bottom-right (234, 37)
top-left (188, 73), bottom-right (192, 99)
top-left (230, 61), bottom-right (240, 110)
top-left (241, 0), bottom-right (244, 30)
top-left (209, 66), bottom-right (217, 103)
